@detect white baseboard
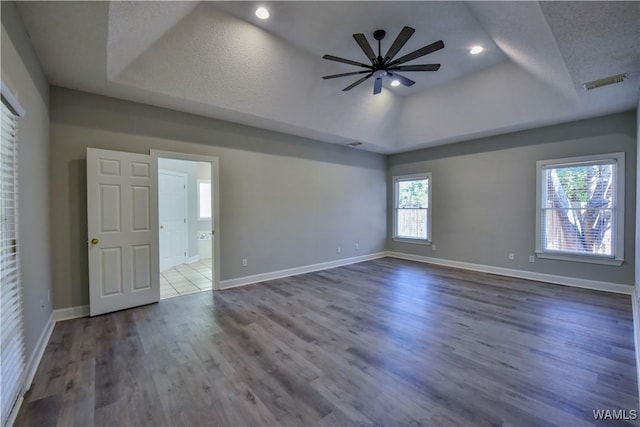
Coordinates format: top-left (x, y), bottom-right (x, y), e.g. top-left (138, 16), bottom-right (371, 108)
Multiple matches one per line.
top-left (8, 312), bottom-right (55, 427)
top-left (634, 288), bottom-right (640, 407)
top-left (188, 255), bottom-right (200, 264)
top-left (219, 252), bottom-right (387, 290)
top-left (53, 305), bottom-right (89, 322)
top-left (6, 396), bottom-right (23, 427)
top-left (387, 251), bottom-right (634, 295)
top-left (23, 313), bottom-right (54, 391)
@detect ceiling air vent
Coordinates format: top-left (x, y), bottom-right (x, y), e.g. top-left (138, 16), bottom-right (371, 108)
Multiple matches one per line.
top-left (583, 73), bottom-right (627, 91)
top-left (346, 142), bottom-right (363, 148)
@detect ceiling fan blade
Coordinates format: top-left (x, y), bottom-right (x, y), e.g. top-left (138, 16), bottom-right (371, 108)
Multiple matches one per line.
top-left (373, 77), bottom-right (383, 94)
top-left (388, 72), bottom-right (415, 87)
top-left (322, 54), bottom-right (372, 69)
top-left (389, 64), bottom-right (441, 72)
top-left (383, 26), bottom-right (415, 64)
top-left (322, 71), bottom-right (371, 80)
top-left (353, 33), bottom-right (377, 63)
top-left (343, 73), bottom-right (373, 91)
top-left (387, 40), bottom-right (444, 67)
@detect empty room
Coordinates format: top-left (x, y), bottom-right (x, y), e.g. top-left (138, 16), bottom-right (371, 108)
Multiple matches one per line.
top-left (1, 1), bottom-right (639, 426)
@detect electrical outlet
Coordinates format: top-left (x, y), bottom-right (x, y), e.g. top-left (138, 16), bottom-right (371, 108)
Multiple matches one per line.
top-left (242, 258), bottom-right (248, 267)
top-left (508, 253), bottom-right (515, 260)
top-left (337, 247), bottom-right (341, 254)
top-left (47, 290), bottom-right (50, 302)
top-left (431, 244), bottom-right (436, 251)
top-left (529, 255), bottom-right (535, 263)
top-left (355, 243), bottom-right (359, 250)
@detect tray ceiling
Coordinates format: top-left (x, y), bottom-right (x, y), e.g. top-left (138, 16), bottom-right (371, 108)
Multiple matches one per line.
top-left (16, 1), bottom-right (639, 153)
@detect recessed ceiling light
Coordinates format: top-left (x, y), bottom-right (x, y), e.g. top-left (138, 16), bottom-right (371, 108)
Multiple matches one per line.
top-left (390, 80), bottom-right (401, 87)
top-left (255, 7), bottom-right (269, 20)
top-left (470, 46), bottom-right (484, 55)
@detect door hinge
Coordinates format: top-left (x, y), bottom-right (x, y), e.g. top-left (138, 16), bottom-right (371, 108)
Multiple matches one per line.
top-left (184, 218), bottom-right (186, 223)
top-left (184, 184), bottom-right (186, 189)
top-left (184, 251), bottom-right (186, 256)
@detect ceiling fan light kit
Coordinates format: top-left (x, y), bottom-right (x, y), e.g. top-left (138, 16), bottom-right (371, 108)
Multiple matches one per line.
top-left (322, 26), bottom-right (444, 95)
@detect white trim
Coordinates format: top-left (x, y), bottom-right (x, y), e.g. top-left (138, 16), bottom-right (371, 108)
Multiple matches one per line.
top-left (535, 251), bottom-right (623, 266)
top-left (6, 313), bottom-right (54, 427)
top-left (5, 396), bottom-right (23, 427)
top-left (392, 172), bottom-right (432, 242)
top-left (386, 251), bottom-right (633, 295)
top-left (1, 80), bottom-right (25, 117)
top-left (188, 255), bottom-right (200, 264)
top-left (23, 314), bottom-right (54, 393)
top-left (632, 288), bottom-right (640, 407)
top-left (220, 252), bottom-right (387, 290)
top-left (53, 305), bottom-right (89, 322)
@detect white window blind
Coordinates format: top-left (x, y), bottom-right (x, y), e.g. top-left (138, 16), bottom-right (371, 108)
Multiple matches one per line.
top-left (0, 99), bottom-right (25, 427)
top-left (536, 152), bottom-right (625, 265)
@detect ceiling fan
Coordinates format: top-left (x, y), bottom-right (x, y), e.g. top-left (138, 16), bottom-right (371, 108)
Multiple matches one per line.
top-left (322, 26), bottom-right (444, 95)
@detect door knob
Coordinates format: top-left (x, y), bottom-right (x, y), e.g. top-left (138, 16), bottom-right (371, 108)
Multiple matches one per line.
top-left (160, 225), bottom-right (164, 229)
top-left (91, 238), bottom-right (99, 245)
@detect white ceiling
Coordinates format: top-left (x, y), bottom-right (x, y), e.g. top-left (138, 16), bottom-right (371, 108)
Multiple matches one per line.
top-left (15, 1), bottom-right (640, 154)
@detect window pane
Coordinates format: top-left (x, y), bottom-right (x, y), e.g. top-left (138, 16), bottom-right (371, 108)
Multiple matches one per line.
top-left (542, 162), bottom-right (615, 256)
top-left (397, 208), bottom-right (427, 239)
top-left (198, 182), bottom-right (211, 219)
top-left (398, 179), bottom-right (428, 208)
top-left (542, 208), bottom-right (613, 255)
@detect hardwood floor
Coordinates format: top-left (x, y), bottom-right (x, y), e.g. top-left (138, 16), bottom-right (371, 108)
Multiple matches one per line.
top-left (15, 258), bottom-right (638, 426)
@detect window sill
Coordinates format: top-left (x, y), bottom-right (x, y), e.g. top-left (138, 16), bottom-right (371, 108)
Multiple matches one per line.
top-left (535, 252), bottom-right (623, 266)
top-left (393, 237), bottom-right (431, 246)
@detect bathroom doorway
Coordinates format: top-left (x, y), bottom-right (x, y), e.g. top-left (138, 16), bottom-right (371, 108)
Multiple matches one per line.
top-left (156, 156), bottom-right (216, 299)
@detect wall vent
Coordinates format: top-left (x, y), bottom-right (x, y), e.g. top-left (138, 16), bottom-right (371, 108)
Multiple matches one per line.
top-left (583, 73), bottom-right (627, 91)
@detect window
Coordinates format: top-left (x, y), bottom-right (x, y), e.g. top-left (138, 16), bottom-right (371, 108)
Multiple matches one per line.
top-left (0, 93), bottom-right (26, 426)
top-left (536, 153), bottom-right (625, 265)
top-left (198, 179), bottom-right (211, 220)
top-left (393, 173), bottom-right (431, 243)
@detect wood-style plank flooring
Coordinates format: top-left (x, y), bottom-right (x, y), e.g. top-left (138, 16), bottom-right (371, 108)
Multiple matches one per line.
top-left (15, 258), bottom-right (638, 426)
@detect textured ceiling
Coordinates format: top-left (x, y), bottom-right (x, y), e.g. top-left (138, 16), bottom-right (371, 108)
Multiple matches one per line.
top-left (15, 1), bottom-right (640, 154)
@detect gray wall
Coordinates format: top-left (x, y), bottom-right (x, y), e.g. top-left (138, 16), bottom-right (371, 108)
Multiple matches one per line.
top-left (389, 111), bottom-right (637, 285)
top-left (1, 2), bottom-right (52, 358)
top-left (50, 87), bottom-right (387, 310)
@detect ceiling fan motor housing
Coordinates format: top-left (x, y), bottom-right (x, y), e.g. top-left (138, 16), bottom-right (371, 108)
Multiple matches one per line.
top-left (373, 30), bottom-right (386, 41)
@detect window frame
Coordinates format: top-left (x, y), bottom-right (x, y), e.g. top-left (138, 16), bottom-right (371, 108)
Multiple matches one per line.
top-left (392, 173), bottom-right (432, 245)
top-left (197, 179), bottom-right (212, 221)
top-left (535, 152), bottom-right (625, 266)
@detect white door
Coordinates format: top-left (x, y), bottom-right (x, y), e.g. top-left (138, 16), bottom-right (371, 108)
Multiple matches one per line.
top-left (158, 170), bottom-right (187, 271)
top-left (87, 148), bottom-right (159, 316)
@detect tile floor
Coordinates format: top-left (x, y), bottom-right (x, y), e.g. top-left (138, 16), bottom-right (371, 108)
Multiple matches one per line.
top-left (160, 258), bottom-right (213, 300)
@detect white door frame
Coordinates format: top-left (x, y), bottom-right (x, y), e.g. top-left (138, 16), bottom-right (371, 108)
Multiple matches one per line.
top-left (158, 169), bottom-right (188, 270)
top-left (151, 150), bottom-right (221, 290)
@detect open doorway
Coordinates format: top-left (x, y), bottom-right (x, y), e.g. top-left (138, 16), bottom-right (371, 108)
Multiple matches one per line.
top-left (157, 157), bottom-right (214, 299)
